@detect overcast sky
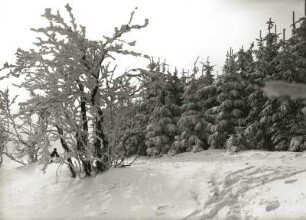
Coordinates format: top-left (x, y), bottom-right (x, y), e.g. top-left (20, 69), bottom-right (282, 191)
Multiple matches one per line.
top-left (0, 0), bottom-right (304, 81)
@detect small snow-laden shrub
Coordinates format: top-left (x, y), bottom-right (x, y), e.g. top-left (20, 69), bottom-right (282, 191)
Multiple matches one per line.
top-left (181, 139), bottom-right (189, 151)
top-left (193, 138), bottom-right (203, 152)
top-left (289, 136), bottom-right (306, 152)
top-left (189, 135), bottom-right (199, 146)
top-left (226, 135), bottom-right (234, 150)
top-left (226, 135), bottom-right (240, 154)
top-left (191, 144), bottom-right (202, 153)
top-left (168, 141), bottom-right (181, 156)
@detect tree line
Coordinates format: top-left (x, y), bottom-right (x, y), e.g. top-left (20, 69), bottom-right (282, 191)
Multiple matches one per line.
top-left (0, 4), bottom-right (305, 177)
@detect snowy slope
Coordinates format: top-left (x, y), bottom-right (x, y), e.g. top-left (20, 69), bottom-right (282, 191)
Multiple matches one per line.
top-left (1, 150), bottom-right (306, 220)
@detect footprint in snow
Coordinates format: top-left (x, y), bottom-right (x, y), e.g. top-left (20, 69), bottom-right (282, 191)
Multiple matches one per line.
top-left (265, 200), bottom-right (280, 212)
top-left (155, 205), bottom-right (169, 216)
top-left (284, 178), bottom-right (297, 184)
top-left (157, 205), bottom-right (168, 210)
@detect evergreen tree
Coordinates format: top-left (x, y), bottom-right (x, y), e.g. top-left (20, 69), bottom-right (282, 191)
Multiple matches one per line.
top-left (209, 49), bottom-right (246, 149)
top-left (273, 30), bottom-right (299, 83)
top-left (196, 59), bottom-right (218, 149)
top-left (232, 45), bottom-right (255, 150)
top-left (263, 11), bottom-right (306, 151)
top-left (244, 19), bottom-right (280, 150)
top-left (290, 12), bottom-right (306, 83)
top-left (175, 79), bottom-right (203, 153)
top-left (144, 61), bottom-right (183, 156)
top-left (175, 61), bottom-right (208, 154)
top-left (139, 60), bottom-right (166, 156)
top-left (270, 12), bottom-right (306, 151)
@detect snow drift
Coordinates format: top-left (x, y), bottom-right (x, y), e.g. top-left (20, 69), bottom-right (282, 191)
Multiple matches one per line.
top-left (1, 150), bottom-right (306, 220)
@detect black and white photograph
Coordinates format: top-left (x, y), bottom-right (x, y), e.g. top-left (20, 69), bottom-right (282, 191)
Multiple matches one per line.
top-left (0, 0), bottom-right (306, 219)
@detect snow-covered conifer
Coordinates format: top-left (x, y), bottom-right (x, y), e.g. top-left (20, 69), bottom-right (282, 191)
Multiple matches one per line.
top-left (209, 49), bottom-right (246, 149)
top-left (144, 61), bottom-right (183, 156)
top-left (244, 19), bottom-right (280, 150)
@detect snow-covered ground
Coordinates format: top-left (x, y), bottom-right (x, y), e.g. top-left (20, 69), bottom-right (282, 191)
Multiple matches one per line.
top-left (1, 150), bottom-right (306, 220)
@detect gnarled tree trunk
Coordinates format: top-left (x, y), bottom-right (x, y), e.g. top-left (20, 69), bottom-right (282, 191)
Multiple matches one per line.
top-left (56, 126), bottom-right (77, 178)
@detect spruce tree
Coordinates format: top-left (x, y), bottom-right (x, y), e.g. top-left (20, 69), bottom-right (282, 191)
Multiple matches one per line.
top-left (263, 10), bottom-right (306, 151)
top-left (290, 11), bottom-right (306, 83)
top-left (209, 49), bottom-right (246, 149)
top-left (283, 11), bottom-right (306, 150)
top-left (244, 19), bottom-right (280, 150)
top-left (144, 62), bottom-right (183, 156)
top-left (196, 59), bottom-right (218, 149)
top-left (233, 45), bottom-right (255, 149)
top-left (175, 62), bottom-right (207, 154)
